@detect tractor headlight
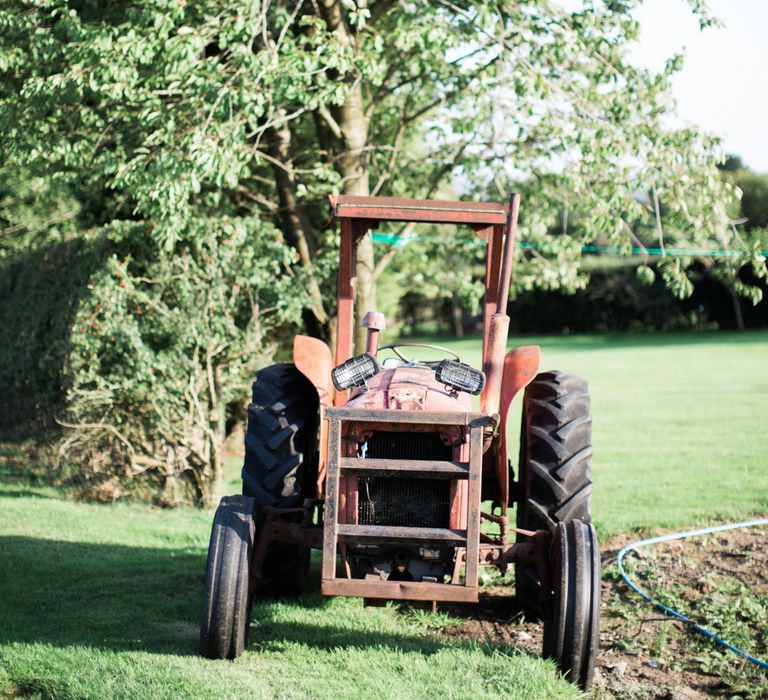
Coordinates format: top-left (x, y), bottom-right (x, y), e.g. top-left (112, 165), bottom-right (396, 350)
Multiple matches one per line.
top-left (435, 360), bottom-right (485, 395)
top-left (331, 352), bottom-right (381, 391)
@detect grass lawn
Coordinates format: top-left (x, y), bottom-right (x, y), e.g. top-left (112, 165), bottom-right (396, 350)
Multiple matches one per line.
top-left (429, 330), bottom-right (768, 537)
top-left (0, 486), bottom-right (574, 700)
top-left (1, 330), bottom-right (767, 699)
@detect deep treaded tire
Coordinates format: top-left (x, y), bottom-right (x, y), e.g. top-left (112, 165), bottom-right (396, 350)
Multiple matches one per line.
top-left (517, 371), bottom-right (592, 532)
top-left (200, 495), bottom-right (256, 660)
top-left (543, 520), bottom-right (601, 690)
top-left (516, 371), bottom-right (592, 615)
top-left (242, 363), bottom-right (318, 595)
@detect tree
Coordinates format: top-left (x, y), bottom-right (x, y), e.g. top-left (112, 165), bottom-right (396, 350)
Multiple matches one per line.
top-left (734, 171), bottom-right (768, 232)
top-left (1, 0), bottom-right (763, 501)
top-left (712, 157), bottom-right (768, 328)
top-left (0, 1), bottom-right (334, 500)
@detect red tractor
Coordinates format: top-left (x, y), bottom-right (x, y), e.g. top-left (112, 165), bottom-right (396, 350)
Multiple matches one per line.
top-left (200, 195), bottom-right (600, 690)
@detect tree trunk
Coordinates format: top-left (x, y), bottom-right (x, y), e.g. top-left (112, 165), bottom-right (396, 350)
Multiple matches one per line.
top-left (268, 118), bottom-right (329, 333)
top-left (319, 0), bottom-right (375, 352)
top-left (339, 58), bottom-right (375, 352)
top-left (451, 294), bottom-right (465, 338)
top-left (723, 280), bottom-right (746, 331)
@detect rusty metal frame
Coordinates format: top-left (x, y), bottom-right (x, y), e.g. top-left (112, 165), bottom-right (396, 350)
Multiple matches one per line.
top-left (330, 195), bottom-right (514, 384)
top-left (247, 476), bottom-right (551, 606)
top-left (320, 407), bottom-right (494, 603)
top-left (254, 193), bottom-right (545, 606)
top-left (330, 195), bottom-right (509, 226)
top-left (250, 501), bottom-right (323, 591)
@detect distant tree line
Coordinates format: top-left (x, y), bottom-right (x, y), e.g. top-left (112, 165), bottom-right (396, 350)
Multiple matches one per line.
top-left (390, 156), bottom-right (768, 336)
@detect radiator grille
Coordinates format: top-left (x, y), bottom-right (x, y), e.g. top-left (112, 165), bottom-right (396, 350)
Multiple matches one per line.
top-left (366, 431), bottom-right (452, 461)
top-left (358, 431), bottom-right (452, 528)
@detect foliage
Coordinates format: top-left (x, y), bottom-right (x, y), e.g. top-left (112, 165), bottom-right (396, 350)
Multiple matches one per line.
top-left (361, 2), bottom-right (764, 301)
top-left (510, 259), bottom-right (767, 333)
top-left (0, 236), bottom-right (94, 430)
top-left (720, 161), bottom-right (768, 291)
top-left (59, 219), bottom-right (303, 502)
top-left (728, 168), bottom-right (768, 231)
top-left (0, 2), bottom-right (336, 499)
top-left (2, 1), bottom-right (760, 304)
top-left (0, 217), bottom-right (305, 502)
top-left (1, 0), bottom-right (764, 501)
top-left (386, 245), bottom-right (767, 337)
top-left (384, 227), bottom-right (487, 337)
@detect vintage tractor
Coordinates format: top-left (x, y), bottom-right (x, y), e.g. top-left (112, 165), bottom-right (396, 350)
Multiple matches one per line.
top-left (199, 194), bottom-right (600, 689)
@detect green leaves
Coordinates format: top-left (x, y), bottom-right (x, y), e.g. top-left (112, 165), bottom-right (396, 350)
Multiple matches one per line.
top-left (658, 257), bottom-right (695, 299)
top-left (0, 0), bottom-right (349, 250)
top-left (636, 264), bottom-right (656, 286)
top-left (2, 0), bottom-right (764, 502)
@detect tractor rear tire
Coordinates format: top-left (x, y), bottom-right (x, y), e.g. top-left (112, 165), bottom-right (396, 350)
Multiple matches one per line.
top-left (242, 363), bottom-right (318, 595)
top-left (515, 371), bottom-right (592, 616)
top-left (543, 519), bottom-right (601, 690)
top-left (200, 495), bottom-right (256, 660)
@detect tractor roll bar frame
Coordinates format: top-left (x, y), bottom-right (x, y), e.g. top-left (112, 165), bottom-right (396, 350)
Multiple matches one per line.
top-left (329, 194), bottom-right (521, 413)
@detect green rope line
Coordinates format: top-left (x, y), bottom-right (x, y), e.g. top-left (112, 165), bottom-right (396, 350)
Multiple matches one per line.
top-left (371, 232), bottom-right (767, 258)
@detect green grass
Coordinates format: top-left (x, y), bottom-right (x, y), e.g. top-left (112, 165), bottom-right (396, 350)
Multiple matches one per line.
top-left (426, 330), bottom-right (768, 537)
top-left (0, 482), bottom-right (575, 699)
top-left (2, 330), bottom-right (767, 699)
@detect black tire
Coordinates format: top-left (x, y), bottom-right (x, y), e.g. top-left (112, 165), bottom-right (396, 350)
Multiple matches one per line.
top-left (200, 495), bottom-right (256, 660)
top-left (543, 520), bottom-right (600, 690)
top-left (515, 371), bottom-right (592, 615)
top-left (242, 363), bottom-right (318, 595)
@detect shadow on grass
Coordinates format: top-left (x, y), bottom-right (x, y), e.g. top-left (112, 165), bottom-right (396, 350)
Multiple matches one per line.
top-left (0, 536), bottom-right (206, 655)
top-left (251, 618), bottom-right (456, 657)
top-left (0, 536), bottom-right (539, 665)
top-left (250, 595), bottom-right (532, 659)
top-left (0, 488), bottom-right (58, 500)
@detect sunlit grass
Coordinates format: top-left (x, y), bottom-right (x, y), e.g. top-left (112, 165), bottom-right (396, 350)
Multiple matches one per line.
top-left (2, 330), bottom-right (767, 699)
top-left (0, 461), bottom-right (575, 699)
top-left (415, 330), bottom-right (768, 537)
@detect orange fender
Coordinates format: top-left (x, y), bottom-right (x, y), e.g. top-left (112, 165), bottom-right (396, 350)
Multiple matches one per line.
top-left (293, 335), bottom-right (333, 408)
top-left (293, 335), bottom-right (334, 497)
top-left (495, 345), bottom-right (541, 513)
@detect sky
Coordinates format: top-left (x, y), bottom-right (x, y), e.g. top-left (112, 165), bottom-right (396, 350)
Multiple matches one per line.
top-left (629, 0), bottom-right (768, 172)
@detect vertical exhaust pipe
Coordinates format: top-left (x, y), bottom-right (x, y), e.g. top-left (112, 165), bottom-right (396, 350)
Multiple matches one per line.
top-left (480, 193), bottom-right (520, 415)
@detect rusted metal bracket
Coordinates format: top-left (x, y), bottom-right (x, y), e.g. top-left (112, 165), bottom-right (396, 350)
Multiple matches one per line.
top-left (250, 500), bottom-right (323, 589)
top-left (321, 408), bottom-right (493, 603)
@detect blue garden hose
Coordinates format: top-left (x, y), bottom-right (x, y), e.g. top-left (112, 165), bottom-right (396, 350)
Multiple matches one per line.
top-left (616, 518), bottom-right (768, 670)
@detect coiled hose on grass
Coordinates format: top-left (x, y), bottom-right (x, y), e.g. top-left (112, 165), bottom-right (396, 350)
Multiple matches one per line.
top-left (616, 518), bottom-right (768, 670)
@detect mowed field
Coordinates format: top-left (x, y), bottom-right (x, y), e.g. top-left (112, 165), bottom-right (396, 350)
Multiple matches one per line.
top-left (1, 331), bottom-right (766, 699)
top-left (439, 330), bottom-right (768, 537)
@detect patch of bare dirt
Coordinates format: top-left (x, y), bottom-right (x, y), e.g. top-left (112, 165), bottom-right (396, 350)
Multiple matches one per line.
top-left (437, 522), bottom-right (768, 698)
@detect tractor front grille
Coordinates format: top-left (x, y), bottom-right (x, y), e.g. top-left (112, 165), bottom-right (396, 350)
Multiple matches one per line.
top-left (358, 476), bottom-right (451, 527)
top-left (358, 431), bottom-right (452, 528)
top-left (365, 431), bottom-right (452, 461)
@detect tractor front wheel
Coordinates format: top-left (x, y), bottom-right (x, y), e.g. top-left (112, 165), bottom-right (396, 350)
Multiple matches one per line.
top-left (543, 519), bottom-right (601, 690)
top-left (200, 495), bottom-right (256, 660)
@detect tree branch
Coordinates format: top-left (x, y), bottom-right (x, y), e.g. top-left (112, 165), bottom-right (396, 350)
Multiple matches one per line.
top-left (400, 56), bottom-right (499, 126)
top-left (651, 181), bottom-right (666, 256)
top-left (267, 118), bottom-right (329, 326)
top-left (317, 102), bottom-right (343, 140)
top-left (373, 135), bottom-right (475, 279)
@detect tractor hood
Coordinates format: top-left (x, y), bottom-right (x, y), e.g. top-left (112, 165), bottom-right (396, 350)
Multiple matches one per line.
top-left (345, 365), bottom-right (473, 412)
